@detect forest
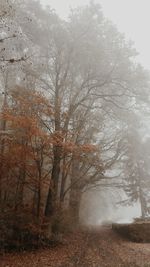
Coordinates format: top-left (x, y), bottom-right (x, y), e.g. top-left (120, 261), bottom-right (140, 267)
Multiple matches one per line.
top-left (1, 1), bottom-right (150, 264)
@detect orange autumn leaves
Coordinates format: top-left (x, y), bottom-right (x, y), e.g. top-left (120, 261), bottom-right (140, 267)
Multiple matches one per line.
top-left (0, 86), bottom-right (98, 161)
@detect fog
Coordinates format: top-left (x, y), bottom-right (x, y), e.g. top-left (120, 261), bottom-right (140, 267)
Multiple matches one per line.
top-left (41, 0), bottom-right (150, 70)
top-left (80, 189), bottom-right (141, 225)
top-left (1, 0), bottom-right (150, 239)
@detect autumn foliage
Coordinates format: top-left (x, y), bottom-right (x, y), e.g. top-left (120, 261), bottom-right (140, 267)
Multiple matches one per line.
top-left (1, 0), bottom-right (150, 255)
top-left (0, 86), bottom-right (101, 249)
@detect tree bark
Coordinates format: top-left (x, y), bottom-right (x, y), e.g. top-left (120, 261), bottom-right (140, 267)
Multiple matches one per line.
top-left (69, 159), bottom-right (81, 225)
top-left (45, 81), bottom-right (61, 217)
top-left (45, 147), bottom-right (61, 216)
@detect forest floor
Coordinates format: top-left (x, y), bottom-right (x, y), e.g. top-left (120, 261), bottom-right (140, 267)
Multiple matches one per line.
top-left (1, 226), bottom-right (150, 267)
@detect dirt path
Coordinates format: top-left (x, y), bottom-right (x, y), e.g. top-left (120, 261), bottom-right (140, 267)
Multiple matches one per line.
top-left (1, 226), bottom-right (150, 267)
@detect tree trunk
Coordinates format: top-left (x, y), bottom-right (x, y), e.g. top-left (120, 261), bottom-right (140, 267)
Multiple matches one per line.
top-left (15, 168), bottom-right (26, 210)
top-left (45, 146), bottom-right (61, 216)
top-left (69, 159), bottom-right (81, 225)
top-left (138, 164), bottom-right (147, 219)
top-left (45, 80), bottom-right (62, 217)
top-left (139, 186), bottom-right (146, 219)
top-left (0, 72), bottom-right (8, 205)
top-left (69, 189), bottom-right (81, 225)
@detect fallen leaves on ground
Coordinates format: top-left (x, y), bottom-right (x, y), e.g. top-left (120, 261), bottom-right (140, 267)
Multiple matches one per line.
top-left (1, 226), bottom-right (150, 267)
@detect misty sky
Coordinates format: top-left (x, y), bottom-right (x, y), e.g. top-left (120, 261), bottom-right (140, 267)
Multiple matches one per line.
top-left (41, 0), bottom-right (150, 70)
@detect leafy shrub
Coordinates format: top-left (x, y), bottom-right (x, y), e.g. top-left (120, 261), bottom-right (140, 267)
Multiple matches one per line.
top-left (0, 209), bottom-right (53, 251)
top-left (112, 221), bottom-right (150, 242)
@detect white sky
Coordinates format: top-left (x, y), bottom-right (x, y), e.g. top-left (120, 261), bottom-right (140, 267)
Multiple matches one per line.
top-left (41, 0), bottom-right (150, 70)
